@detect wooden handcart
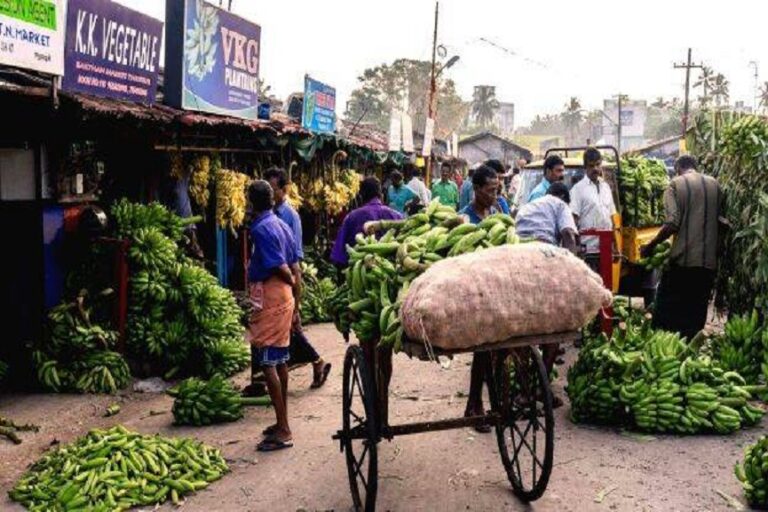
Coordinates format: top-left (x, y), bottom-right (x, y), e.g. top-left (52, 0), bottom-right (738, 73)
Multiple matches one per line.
top-left (333, 330), bottom-right (581, 511)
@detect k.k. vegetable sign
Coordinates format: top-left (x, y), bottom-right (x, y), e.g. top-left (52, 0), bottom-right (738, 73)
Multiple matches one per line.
top-left (165, 0), bottom-right (261, 120)
top-left (302, 75), bottom-right (336, 135)
top-left (62, 0), bottom-right (163, 104)
top-left (0, 0), bottom-right (66, 75)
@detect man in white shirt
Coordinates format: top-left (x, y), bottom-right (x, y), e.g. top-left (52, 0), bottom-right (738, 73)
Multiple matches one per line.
top-left (570, 147), bottom-right (616, 260)
top-left (404, 163), bottom-right (431, 207)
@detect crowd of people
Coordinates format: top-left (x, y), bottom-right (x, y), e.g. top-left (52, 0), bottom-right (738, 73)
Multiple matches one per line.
top-left (244, 149), bottom-right (722, 442)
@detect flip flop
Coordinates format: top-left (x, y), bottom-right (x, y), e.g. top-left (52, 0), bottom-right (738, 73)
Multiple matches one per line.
top-left (310, 363), bottom-right (332, 389)
top-left (257, 438), bottom-right (294, 452)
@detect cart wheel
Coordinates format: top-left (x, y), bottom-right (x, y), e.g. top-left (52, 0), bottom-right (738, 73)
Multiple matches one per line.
top-left (491, 346), bottom-right (554, 502)
top-left (341, 345), bottom-right (378, 512)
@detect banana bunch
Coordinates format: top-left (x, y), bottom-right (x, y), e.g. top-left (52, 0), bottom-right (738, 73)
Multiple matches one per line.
top-left (215, 169), bottom-right (250, 233)
top-left (71, 351), bottom-right (131, 394)
top-left (638, 240), bottom-right (672, 270)
top-left (735, 435), bottom-right (768, 507)
top-left (34, 353), bottom-right (74, 392)
top-left (329, 285), bottom-right (352, 336)
top-left (285, 182), bottom-right (304, 210)
top-left (47, 294), bottom-right (118, 355)
top-left (9, 425), bottom-right (229, 510)
top-left (169, 375), bottom-right (268, 426)
top-left (619, 156), bottom-right (669, 228)
top-left (189, 155), bottom-right (212, 208)
top-left (202, 339), bottom-right (250, 378)
top-left (169, 150), bottom-right (184, 180)
top-left (721, 115), bottom-right (768, 164)
top-left (300, 262), bottom-right (336, 324)
top-left (111, 199), bottom-right (199, 243)
top-left (567, 313), bottom-right (766, 434)
top-left (337, 199), bottom-right (520, 350)
top-left (299, 170), bottom-right (360, 215)
top-left (713, 310), bottom-right (763, 384)
top-left (128, 228), bottom-right (178, 273)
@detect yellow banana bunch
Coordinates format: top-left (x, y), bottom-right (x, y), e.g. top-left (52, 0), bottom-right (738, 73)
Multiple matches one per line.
top-left (285, 182), bottom-right (304, 210)
top-left (169, 151), bottom-right (184, 180)
top-left (189, 155), bottom-right (212, 208)
top-left (215, 169), bottom-right (250, 232)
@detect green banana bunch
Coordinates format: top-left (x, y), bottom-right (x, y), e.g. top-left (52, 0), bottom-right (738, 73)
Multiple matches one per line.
top-left (713, 310), bottom-right (763, 384)
top-left (111, 198), bottom-right (200, 242)
top-left (638, 240), bottom-right (672, 270)
top-left (8, 425), bottom-right (229, 510)
top-left (70, 351), bottom-right (131, 394)
top-left (169, 375), bottom-right (269, 426)
top-left (202, 339), bottom-right (250, 378)
top-left (619, 156), bottom-right (669, 228)
top-left (735, 435), bottom-right (768, 507)
top-left (340, 200), bottom-right (520, 350)
top-left (300, 262), bottom-right (336, 324)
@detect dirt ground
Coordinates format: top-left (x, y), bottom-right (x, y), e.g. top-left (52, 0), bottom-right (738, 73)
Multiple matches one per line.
top-left (0, 323), bottom-right (760, 511)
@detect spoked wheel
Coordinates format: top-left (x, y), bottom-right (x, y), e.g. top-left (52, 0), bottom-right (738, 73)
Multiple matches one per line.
top-left (491, 346), bottom-right (554, 502)
top-left (341, 345), bottom-right (378, 511)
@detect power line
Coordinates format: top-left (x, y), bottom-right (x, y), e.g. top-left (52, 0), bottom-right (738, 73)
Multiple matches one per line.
top-left (475, 38), bottom-right (549, 69)
top-left (673, 48), bottom-right (703, 136)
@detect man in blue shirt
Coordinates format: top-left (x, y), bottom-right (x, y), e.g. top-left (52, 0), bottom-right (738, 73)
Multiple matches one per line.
top-left (458, 166), bottom-right (475, 210)
top-left (516, 182), bottom-right (578, 253)
top-left (265, 167), bottom-right (332, 390)
top-left (484, 159), bottom-right (511, 214)
top-left (246, 180), bottom-right (299, 451)
top-left (527, 154), bottom-right (565, 203)
top-left (387, 170), bottom-right (418, 213)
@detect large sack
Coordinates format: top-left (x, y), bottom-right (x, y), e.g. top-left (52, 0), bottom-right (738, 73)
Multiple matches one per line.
top-left (400, 243), bottom-right (612, 350)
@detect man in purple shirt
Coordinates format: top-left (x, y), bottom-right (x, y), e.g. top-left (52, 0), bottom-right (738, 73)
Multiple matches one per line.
top-left (264, 167), bottom-right (331, 390)
top-left (331, 177), bottom-right (403, 266)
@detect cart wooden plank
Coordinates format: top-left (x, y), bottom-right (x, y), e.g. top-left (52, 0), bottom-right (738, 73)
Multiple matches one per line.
top-left (401, 331), bottom-right (582, 360)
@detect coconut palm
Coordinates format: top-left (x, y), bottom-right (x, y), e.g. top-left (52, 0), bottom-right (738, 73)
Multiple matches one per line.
top-left (561, 97), bottom-right (583, 144)
top-left (694, 66), bottom-right (715, 107)
top-left (471, 85), bottom-right (500, 128)
top-left (760, 82), bottom-right (768, 113)
top-left (711, 73), bottom-right (730, 107)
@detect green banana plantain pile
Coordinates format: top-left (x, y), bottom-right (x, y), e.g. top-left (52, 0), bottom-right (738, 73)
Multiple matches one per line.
top-left (111, 201), bottom-right (247, 379)
top-left (567, 313), bottom-right (765, 434)
top-left (169, 375), bottom-right (270, 426)
top-left (638, 240), bottom-right (671, 271)
top-left (712, 311), bottom-right (764, 385)
top-left (619, 156), bottom-right (669, 228)
top-left (32, 290), bottom-right (130, 394)
top-left (332, 199), bottom-right (520, 350)
top-left (9, 425), bottom-right (228, 510)
top-left (300, 262), bottom-right (336, 325)
top-left (735, 435), bottom-right (768, 507)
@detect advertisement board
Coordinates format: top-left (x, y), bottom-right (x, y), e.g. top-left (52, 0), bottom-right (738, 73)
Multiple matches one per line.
top-left (0, 0), bottom-right (66, 75)
top-left (165, 0), bottom-right (261, 120)
top-left (62, 0), bottom-right (162, 103)
top-left (302, 75), bottom-right (336, 134)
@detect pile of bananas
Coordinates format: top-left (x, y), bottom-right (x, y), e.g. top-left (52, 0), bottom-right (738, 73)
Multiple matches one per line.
top-left (619, 156), bottom-right (669, 228)
top-left (333, 199), bottom-right (520, 350)
top-left (113, 201), bottom-right (245, 378)
top-left (735, 435), bottom-right (768, 507)
top-left (9, 425), bottom-right (229, 510)
top-left (567, 313), bottom-right (765, 434)
top-left (33, 290), bottom-right (130, 395)
top-left (111, 198), bottom-right (200, 243)
top-left (215, 169), bottom-right (250, 233)
top-left (638, 240), bottom-right (672, 270)
top-left (299, 169), bottom-right (360, 215)
top-left (712, 310), bottom-right (764, 384)
top-left (300, 262), bottom-right (336, 325)
top-left (189, 155), bottom-right (213, 209)
top-left (169, 375), bottom-right (269, 426)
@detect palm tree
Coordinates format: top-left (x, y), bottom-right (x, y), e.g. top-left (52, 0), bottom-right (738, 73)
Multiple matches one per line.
top-left (760, 82), bottom-right (768, 113)
top-left (694, 66), bottom-right (715, 107)
top-left (561, 97), bottom-right (583, 144)
top-left (711, 73), bottom-right (730, 107)
top-left (471, 85), bottom-right (500, 128)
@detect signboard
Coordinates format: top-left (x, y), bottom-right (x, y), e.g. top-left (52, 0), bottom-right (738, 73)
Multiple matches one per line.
top-left (62, 0), bottom-right (162, 104)
top-left (388, 110), bottom-right (401, 152)
top-left (602, 99), bottom-right (647, 138)
top-left (421, 118), bottom-right (435, 157)
top-left (302, 75), bottom-right (336, 134)
top-left (0, 0), bottom-right (66, 75)
top-left (401, 113), bottom-right (414, 153)
top-left (165, 0), bottom-right (261, 120)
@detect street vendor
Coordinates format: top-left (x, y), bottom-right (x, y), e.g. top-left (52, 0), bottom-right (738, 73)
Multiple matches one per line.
top-left (264, 167), bottom-right (332, 390)
top-left (569, 147), bottom-right (617, 268)
top-left (431, 162), bottom-right (459, 208)
top-left (246, 180), bottom-right (300, 452)
top-left (459, 164), bottom-right (500, 432)
top-left (641, 155), bottom-right (724, 340)
top-left (331, 177), bottom-right (403, 266)
top-left (484, 159), bottom-right (511, 214)
top-left (386, 170), bottom-right (418, 213)
top-left (515, 182), bottom-right (579, 254)
top-left (527, 155), bottom-right (565, 203)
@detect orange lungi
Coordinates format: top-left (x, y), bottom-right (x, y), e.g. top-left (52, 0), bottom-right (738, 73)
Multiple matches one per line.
top-left (246, 277), bottom-right (294, 349)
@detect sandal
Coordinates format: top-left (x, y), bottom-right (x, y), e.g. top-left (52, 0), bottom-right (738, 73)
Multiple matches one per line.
top-left (257, 438), bottom-right (294, 452)
top-left (262, 424), bottom-right (278, 436)
top-left (310, 363), bottom-right (332, 389)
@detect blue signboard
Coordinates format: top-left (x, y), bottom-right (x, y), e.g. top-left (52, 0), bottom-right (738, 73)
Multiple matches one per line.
top-left (302, 76), bottom-right (336, 134)
top-left (62, 0), bottom-right (163, 104)
top-left (165, 0), bottom-right (261, 120)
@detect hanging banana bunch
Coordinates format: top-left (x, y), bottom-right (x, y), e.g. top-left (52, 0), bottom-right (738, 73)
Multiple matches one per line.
top-left (285, 161), bottom-right (304, 210)
top-left (215, 169), bottom-right (251, 233)
top-left (189, 155), bottom-right (212, 208)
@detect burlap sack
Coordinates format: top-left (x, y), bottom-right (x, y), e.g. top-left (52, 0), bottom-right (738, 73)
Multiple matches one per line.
top-left (400, 243), bottom-right (612, 350)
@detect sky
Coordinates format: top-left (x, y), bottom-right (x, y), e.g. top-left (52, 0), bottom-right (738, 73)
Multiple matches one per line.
top-left (117, 0), bottom-right (768, 128)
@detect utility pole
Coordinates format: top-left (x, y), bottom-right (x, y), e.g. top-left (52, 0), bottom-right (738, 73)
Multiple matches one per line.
top-left (617, 94), bottom-right (623, 155)
top-left (673, 48), bottom-right (703, 137)
top-left (425, 1), bottom-right (439, 188)
top-left (749, 61), bottom-right (759, 112)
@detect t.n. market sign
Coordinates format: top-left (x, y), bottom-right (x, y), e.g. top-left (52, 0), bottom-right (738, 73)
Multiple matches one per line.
top-left (164, 0), bottom-right (261, 120)
top-left (0, 0), bottom-right (66, 75)
top-left (62, 0), bottom-right (163, 104)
